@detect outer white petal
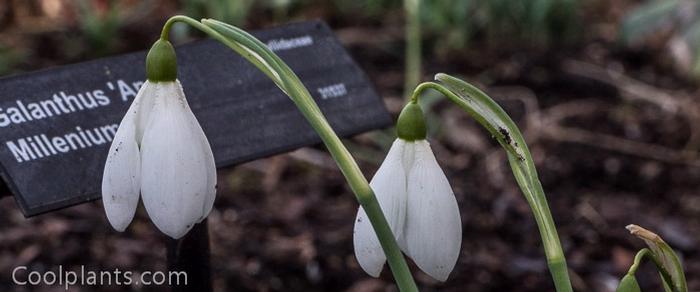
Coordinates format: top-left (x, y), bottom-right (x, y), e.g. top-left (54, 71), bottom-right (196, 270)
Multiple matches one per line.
top-left (101, 88), bottom-right (145, 231)
top-left (140, 81), bottom-right (216, 239)
top-left (403, 140), bottom-right (462, 282)
top-left (189, 98), bottom-right (217, 223)
top-left (353, 139), bottom-right (407, 277)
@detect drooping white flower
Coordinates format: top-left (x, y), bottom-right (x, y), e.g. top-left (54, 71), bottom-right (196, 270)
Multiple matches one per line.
top-left (353, 103), bottom-right (462, 281)
top-left (101, 39), bottom-right (216, 239)
top-left (102, 80), bottom-right (216, 239)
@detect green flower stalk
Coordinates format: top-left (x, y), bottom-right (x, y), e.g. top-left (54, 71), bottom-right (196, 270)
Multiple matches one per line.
top-left (154, 16), bottom-right (419, 291)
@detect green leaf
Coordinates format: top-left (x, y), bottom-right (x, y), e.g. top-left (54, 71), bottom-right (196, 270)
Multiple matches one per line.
top-left (662, 272), bottom-right (674, 292)
top-left (626, 224), bottom-right (688, 292)
top-left (616, 274), bottom-right (641, 292)
top-left (430, 73), bottom-right (573, 291)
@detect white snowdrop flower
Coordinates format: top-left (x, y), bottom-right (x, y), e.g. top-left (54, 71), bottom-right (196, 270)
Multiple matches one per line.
top-left (101, 39), bottom-right (217, 239)
top-left (354, 102), bottom-right (462, 281)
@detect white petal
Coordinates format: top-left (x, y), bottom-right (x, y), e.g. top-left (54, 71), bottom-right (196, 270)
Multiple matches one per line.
top-left (133, 81), bottom-right (157, 143)
top-left (403, 140), bottom-right (462, 282)
top-left (354, 139), bottom-right (408, 277)
top-left (353, 209), bottom-right (384, 277)
top-left (396, 139), bottom-right (415, 252)
top-left (400, 139), bottom-right (416, 175)
top-left (140, 81), bottom-right (216, 239)
top-left (101, 90), bottom-right (144, 231)
top-left (192, 101), bottom-right (217, 223)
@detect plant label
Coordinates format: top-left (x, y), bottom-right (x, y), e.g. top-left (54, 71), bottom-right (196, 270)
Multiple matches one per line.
top-left (0, 20), bottom-right (390, 216)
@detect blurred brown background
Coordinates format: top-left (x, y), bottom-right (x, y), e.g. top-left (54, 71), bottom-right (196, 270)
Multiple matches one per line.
top-left (1, 0), bottom-right (699, 291)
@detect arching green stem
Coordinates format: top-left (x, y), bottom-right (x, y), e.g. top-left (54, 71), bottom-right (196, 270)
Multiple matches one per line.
top-left (624, 248), bottom-right (678, 291)
top-left (160, 15), bottom-right (282, 89)
top-left (410, 77), bottom-right (573, 292)
top-left (158, 16), bottom-right (418, 292)
top-left (628, 248), bottom-right (652, 275)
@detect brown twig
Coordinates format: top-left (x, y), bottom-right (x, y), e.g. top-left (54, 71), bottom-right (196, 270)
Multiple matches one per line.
top-left (561, 60), bottom-right (700, 152)
top-left (539, 99), bottom-right (700, 167)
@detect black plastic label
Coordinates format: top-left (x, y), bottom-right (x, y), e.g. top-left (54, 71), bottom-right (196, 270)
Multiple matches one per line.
top-left (0, 20), bottom-right (390, 216)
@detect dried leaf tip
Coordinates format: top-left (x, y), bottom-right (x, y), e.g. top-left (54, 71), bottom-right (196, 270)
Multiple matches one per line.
top-left (625, 224), bottom-right (687, 292)
top-left (626, 224), bottom-right (662, 242)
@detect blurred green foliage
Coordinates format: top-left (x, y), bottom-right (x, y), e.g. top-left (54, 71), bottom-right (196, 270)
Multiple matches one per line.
top-left (329, 0), bottom-right (580, 51)
top-left (3, 0), bottom-right (582, 74)
top-left (423, 0), bottom-right (579, 51)
top-left (181, 0), bottom-right (255, 26)
top-left (0, 46), bottom-right (24, 75)
top-left (178, 0), bottom-right (300, 39)
top-left (621, 0), bottom-right (700, 77)
top-left (76, 0), bottom-right (121, 56)
top-left (196, 0), bottom-right (581, 52)
top-left (621, 0), bottom-right (681, 44)
top-left (330, 0), bottom-right (401, 18)
top-left (420, 0), bottom-right (471, 52)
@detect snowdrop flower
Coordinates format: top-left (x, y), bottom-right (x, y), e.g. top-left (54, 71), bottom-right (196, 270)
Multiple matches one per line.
top-left (101, 39), bottom-right (217, 239)
top-left (354, 102), bottom-right (462, 281)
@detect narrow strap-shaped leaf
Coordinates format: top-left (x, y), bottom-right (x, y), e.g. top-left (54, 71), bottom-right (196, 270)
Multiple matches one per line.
top-left (411, 73), bottom-right (573, 292)
top-left (617, 274), bottom-right (641, 292)
top-left (190, 17), bottom-right (419, 292)
top-left (627, 224), bottom-right (687, 292)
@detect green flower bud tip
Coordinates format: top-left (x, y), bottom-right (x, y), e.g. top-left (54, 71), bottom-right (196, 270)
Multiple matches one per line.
top-left (396, 102), bottom-right (427, 141)
top-left (146, 39), bottom-right (177, 82)
top-left (616, 274), bottom-right (641, 292)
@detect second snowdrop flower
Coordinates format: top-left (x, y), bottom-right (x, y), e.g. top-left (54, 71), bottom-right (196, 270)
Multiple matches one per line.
top-left (354, 102), bottom-right (462, 281)
top-left (101, 39), bottom-right (217, 239)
